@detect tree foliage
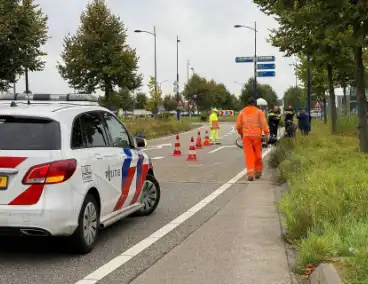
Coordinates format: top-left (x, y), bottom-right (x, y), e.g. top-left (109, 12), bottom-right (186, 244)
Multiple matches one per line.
top-left (57, 0), bottom-right (142, 99)
top-left (183, 74), bottom-right (239, 110)
top-left (135, 92), bottom-right (147, 109)
top-left (99, 88), bottom-right (134, 111)
top-left (253, 0), bottom-right (368, 150)
top-left (283, 86), bottom-right (305, 109)
top-left (146, 76), bottom-right (162, 114)
top-left (0, 0), bottom-right (48, 91)
top-left (239, 78), bottom-right (278, 108)
top-left (162, 94), bottom-right (177, 111)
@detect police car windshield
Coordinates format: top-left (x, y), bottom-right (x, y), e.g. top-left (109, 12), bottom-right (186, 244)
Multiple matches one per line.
top-left (0, 116), bottom-right (61, 150)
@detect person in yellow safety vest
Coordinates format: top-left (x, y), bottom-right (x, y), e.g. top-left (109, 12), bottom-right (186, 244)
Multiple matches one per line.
top-left (209, 108), bottom-right (220, 144)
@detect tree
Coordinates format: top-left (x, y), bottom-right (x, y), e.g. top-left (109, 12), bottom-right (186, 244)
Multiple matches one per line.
top-left (253, 0), bottom-right (368, 149)
top-left (98, 88), bottom-right (134, 111)
top-left (57, 0), bottom-right (142, 99)
top-left (240, 78), bottom-right (278, 107)
top-left (117, 88), bottom-right (134, 111)
top-left (135, 92), bottom-right (147, 109)
top-left (147, 76), bottom-right (162, 114)
top-left (283, 86), bottom-right (306, 110)
top-left (162, 94), bottom-right (177, 111)
top-left (183, 74), bottom-right (236, 110)
top-left (0, 0), bottom-right (48, 91)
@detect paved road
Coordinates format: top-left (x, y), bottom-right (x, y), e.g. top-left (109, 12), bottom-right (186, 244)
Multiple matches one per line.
top-left (0, 122), bottom-right (270, 284)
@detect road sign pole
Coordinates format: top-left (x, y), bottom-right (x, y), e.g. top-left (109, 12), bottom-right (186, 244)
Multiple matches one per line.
top-left (254, 21), bottom-right (257, 101)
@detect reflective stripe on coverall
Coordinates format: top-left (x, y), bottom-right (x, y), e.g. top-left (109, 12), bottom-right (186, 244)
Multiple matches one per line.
top-left (236, 106), bottom-right (270, 178)
top-left (209, 112), bottom-right (219, 143)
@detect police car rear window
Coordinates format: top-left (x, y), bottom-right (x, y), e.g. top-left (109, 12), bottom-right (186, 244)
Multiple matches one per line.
top-left (0, 116), bottom-right (61, 150)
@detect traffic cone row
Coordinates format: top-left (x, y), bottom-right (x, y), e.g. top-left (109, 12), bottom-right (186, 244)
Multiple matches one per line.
top-left (172, 130), bottom-right (211, 162)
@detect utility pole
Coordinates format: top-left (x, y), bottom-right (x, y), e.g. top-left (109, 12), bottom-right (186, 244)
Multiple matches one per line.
top-left (187, 60), bottom-right (190, 83)
top-left (253, 21), bottom-right (257, 102)
top-left (25, 68), bottom-right (29, 94)
top-left (153, 26), bottom-right (157, 93)
top-left (176, 35), bottom-right (180, 120)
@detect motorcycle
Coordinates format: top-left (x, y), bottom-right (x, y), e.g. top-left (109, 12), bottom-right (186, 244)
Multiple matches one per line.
top-left (235, 133), bottom-right (278, 149)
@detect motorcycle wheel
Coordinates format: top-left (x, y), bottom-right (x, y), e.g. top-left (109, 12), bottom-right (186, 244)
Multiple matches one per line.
top-left (235, 137), bottom-right (243, 149)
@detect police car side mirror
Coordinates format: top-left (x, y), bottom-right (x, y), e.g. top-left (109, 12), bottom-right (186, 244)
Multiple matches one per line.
top-left (135, 137), bottom-right (147, 148)
top-left (135, 132), bottom-right (145, 138)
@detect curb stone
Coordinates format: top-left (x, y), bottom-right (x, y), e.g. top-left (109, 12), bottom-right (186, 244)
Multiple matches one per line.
top-left (308, 263), bottom-right (343, 284)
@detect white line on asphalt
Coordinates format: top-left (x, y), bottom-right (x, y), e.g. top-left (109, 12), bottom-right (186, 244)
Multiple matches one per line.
top-left (74, 147), bottom-right (273, 284)
top-left (149, 125), bottom-right (205, 142)
top-left (207, 146), bottom-right (225, 154)
top-left (151, 156), bottom-right (164, 160)
top-left (208, 145), bottom-right (237, 154)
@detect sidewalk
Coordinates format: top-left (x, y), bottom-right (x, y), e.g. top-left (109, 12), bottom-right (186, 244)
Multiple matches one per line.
top-left (131, 167), bottom-right (293, 284)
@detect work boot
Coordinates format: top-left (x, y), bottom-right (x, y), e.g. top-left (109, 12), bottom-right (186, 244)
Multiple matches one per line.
top-left (255, 173), bottom-right (262, 179)
top-left (248, 175), bottom-right (254, 181)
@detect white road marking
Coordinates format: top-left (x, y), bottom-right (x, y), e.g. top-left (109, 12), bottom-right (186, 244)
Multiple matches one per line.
top-left (74, 147), bottom-right (273, 284)
top-left (208, 145), bottom-right (237, 154)
top-left (151, 156), bottom-right (164, 160)
top-left (142, 143), bottom-right (172, 151)
top-left (207, 146), bottom-right (225, 154)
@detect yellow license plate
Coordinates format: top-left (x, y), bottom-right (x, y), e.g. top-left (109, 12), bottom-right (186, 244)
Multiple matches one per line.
top-left (0, 176), bottom-right (8, 189)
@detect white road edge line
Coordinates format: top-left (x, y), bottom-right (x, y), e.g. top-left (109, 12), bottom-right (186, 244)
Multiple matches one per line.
top-left (208, 146), bottom-right (225, 154)
top-left (74, 148), bottom-right (273, 284)
top-left (151, 156), bottom-right (164, 160)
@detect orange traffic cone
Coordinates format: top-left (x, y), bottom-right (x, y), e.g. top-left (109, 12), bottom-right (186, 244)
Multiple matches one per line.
top-left (186, 137), bottom-right (197, 161)
top-left (196, 131), bottom-right (203, 149)
top-left (173, 134), bottom-right (182, 156)
top-left (203, 130), bottom-right (211, 146)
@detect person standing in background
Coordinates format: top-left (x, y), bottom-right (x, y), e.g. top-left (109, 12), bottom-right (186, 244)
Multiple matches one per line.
top-left (209, 108), bottom-right (220, 144)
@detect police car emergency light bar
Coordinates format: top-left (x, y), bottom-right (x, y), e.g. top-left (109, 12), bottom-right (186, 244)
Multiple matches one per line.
top-left (0, 93), bottom-right (99, 102)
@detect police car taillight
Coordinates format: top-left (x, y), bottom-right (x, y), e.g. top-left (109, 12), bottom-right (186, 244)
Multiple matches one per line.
top-left (22, 159), bottom-right (77, 184)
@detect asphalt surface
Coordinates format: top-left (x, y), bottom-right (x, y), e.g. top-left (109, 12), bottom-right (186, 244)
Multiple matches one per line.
top-left (0, 122), bottom-right (269, 284)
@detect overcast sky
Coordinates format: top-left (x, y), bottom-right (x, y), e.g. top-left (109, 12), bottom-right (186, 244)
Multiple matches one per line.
top-left (17, 0), bottom-right (300, 99)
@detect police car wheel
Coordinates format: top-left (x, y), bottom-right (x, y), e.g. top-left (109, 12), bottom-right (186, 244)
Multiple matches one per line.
top-left (69, 194), bottom-right (99, 254)
top-left (135, 174), bottom-right (161, 216)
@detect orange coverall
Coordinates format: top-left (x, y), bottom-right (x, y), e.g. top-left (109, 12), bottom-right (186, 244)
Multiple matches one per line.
top-left (236, 105), bottom-right (270, 179)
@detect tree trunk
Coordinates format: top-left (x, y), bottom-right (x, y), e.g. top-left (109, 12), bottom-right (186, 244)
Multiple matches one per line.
top-left (327, 64), bottom-right (337, 134)
top-left (354, 45), bottom-right (368, 153)
top-left (323, 96), bottom-right (327, 124)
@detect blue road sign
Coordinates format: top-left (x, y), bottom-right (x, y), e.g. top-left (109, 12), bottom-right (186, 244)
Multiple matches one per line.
top-left (257, 71), bottom-right (276, 77)
top-left (257, 56), bottom-right (275, 62)
top-left (257, 63), bottom-right (275, 70)
top-left (235, 56), bottom-right (253, 63)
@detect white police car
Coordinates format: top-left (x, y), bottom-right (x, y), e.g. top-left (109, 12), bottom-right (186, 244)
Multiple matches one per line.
top-left (0, 93), bottom-right (161, 254)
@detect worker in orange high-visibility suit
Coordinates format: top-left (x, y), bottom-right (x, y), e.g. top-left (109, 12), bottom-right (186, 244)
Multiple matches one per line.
top-left (236, 98), bottom-right (270, 181)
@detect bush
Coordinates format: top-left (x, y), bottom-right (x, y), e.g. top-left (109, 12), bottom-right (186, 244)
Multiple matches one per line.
top-left (276, 120), bottom-right (368, 282)
top-left (200, 111), bottom-right (208, 121)
top-left (124, 119), bottom-right (194, 139)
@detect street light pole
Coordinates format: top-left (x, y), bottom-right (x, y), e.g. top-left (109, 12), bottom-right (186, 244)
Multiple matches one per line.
top-left (153, 26), bottom-right (157, 92)
top-left (134, 26), bottom-right (158, 92)
top-left (176, 35), bottom-right (181, 120)
top-left (187, 60), bottom-right (190, 83)
top-left (253, 21), bottom-right (257, 102)
top-left (234, 22), bottom-right (258, 102)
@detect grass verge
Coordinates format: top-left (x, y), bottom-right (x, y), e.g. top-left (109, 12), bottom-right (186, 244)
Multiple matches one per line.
top-left (269, 116), bottom-right (368, 283)
top-left (123, 119), bottom-right (196, 139)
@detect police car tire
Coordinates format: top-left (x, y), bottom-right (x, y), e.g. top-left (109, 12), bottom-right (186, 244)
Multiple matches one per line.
top-left (134, 174), bottom-right (161, 217)
top-left (69, 194), bottom-right (99, 254)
